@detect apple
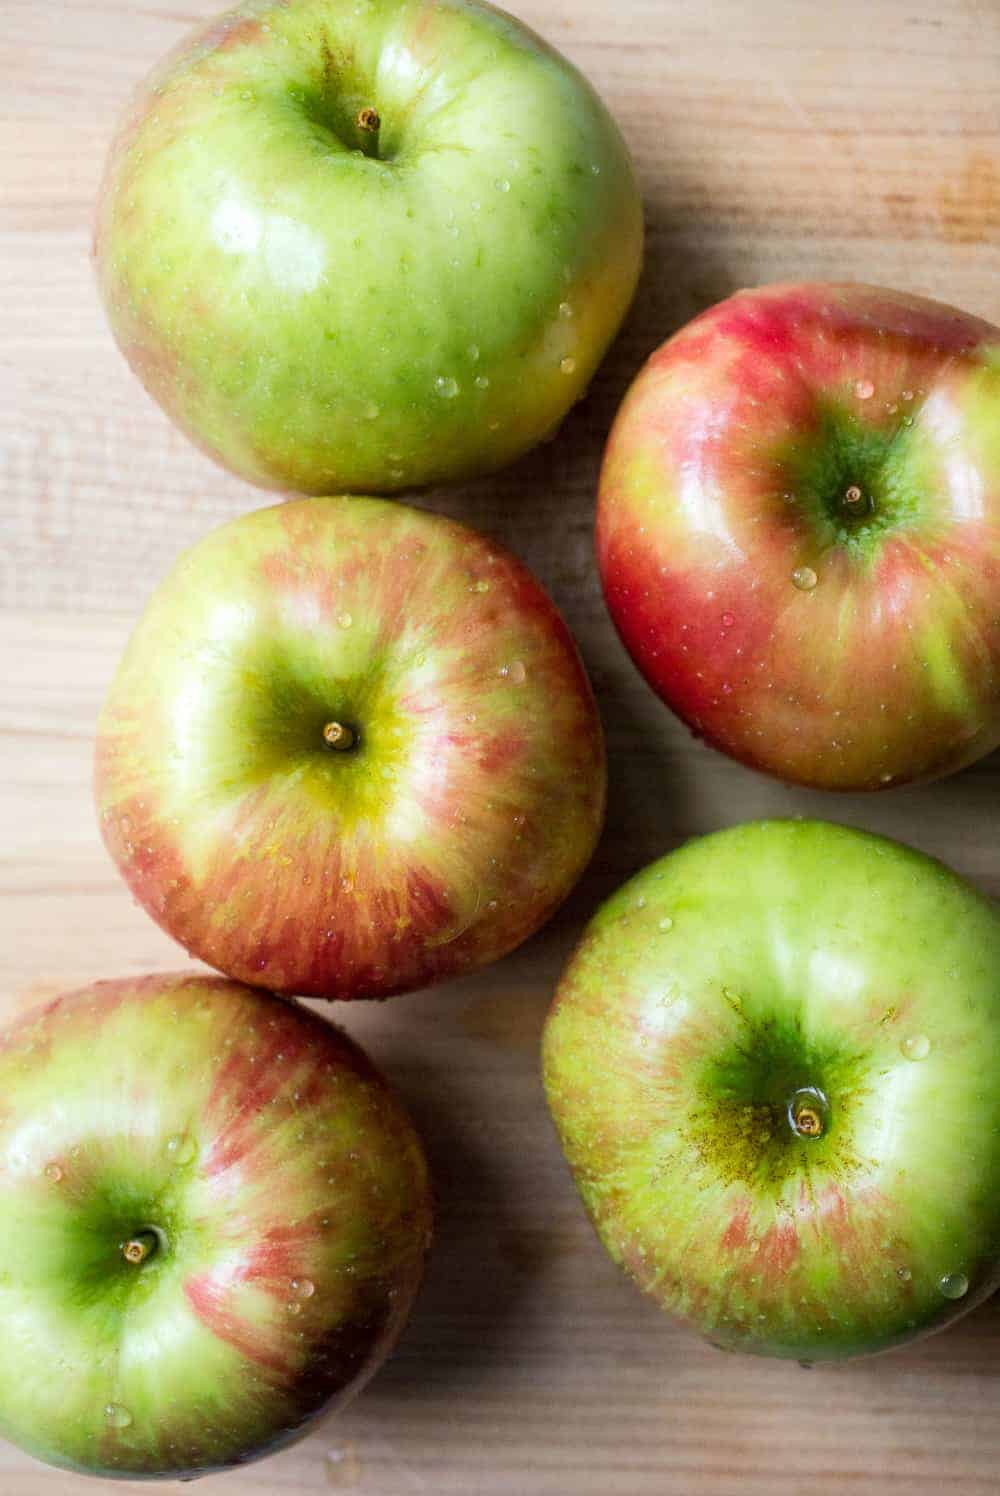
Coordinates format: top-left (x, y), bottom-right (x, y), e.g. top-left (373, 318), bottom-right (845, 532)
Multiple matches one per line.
top-left (597, 282), bottom-right (1000, 791)
top-left (94, 0), bottom-right (643, 495)
top-left (96, 495), bottom-right (606, 1000)
top-left (543, 819), bottom-right (1000, 1361)
top-left (0, 972), bottom-right (432, 1479)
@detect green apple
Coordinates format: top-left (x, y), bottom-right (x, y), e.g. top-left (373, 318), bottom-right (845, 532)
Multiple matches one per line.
top-left (543, 820), bottom-right (1000, 1360)
top-left (95, 495), bottom-right (606, 1000)
top-left (0, 973), bottom-right (432, 1479)
top-left (94, 0), bottom-right (643, 493)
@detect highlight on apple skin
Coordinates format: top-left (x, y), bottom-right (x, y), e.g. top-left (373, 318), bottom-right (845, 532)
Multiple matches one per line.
top-left (543, 819), bottom-right (1000, 1360)
top-left (597, 282), bottom-right (1000, 791)
top-left (0, 974), bottom-right (433, 1480)
top-left (94, 0), bottom-right (643, 495)
top-left (95, 496), bottom-right (607, 1000)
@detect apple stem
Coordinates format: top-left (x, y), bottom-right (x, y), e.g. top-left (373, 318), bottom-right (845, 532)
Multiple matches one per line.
top-left (323, 721), bottom-right (356, 752)
top-left (122, 1231), bottom-right (159, 1266)
top-left (355, 107), bottom-right (381, 158)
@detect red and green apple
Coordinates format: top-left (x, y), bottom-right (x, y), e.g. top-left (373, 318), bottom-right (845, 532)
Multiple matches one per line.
top-left (0, 973), bottom-right (432, 1479)
top-left (96, 495), bottom-right (606, 1000)
top-left (543, 819), bottom-right (1000, 1360)
top-left (597, 282), bottom-right (1000, 791)
top-left (94, 0), bottom-right (643, 494)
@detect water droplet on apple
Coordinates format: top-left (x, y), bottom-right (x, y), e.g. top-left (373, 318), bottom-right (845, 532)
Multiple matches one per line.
top-left (896, 1266), bottom-right (912, 1282)
top-left (590, 162), bottom-right (602, 175)
top-left (900, 1033), bottom-right (931, 1061)
top-left (44, 1162), bottom-right (64, 1183)
top-left (503, 660), bottom-right (527, 684)
top-left (901, 389), bottom-right (914, 401)
top-left (788, 1086), bottom-right (830, 1139)
top-left (721, 611), bottom-right (735, 628)
top-left (854, 379), bottom-right (875, 400)
top-left (104, 1403), bottom-right (133, 1429)
top-left (286, 1300), bottom-right (302, 1316)
top-left (901, 414), bottom-right (914, 427)
top-left (558, 301), bottom-right (573, 319)
top-left (470, 579), bottom-right (490, 594)
top-left (488, 420), bottom-right (500, 431)
top-left (362, 402), bottom-right (379, 420)
top-left (290, 1277), bottom-right (315, 1299)
top-left (494, 178), bottom-right (511, 192)
top-left (791, 566), bottom-right (818, 591)
top-left (467, 343), bottom-right (480, 362)
top-left (658, 916), bottom-right (674, 932)
top-left (165, 1133), bottom-right (197, 1164)
top-left (337, 611), bottom-right (353, 628)
top-left (340, 875), bottom-right (354, 893)
top-left (434, 375), bottom-right (459, 399)
top-left (560, 356), bottom-right (577, 374)
top-left (474, 374), bottom-right (490, 389)
top-left (939, 1272), bottom-right (969, 1299)
top-left (486, 898), bottom-right (499, 911)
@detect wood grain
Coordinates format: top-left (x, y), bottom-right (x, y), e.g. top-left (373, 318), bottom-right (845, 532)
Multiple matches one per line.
top-left (3, 0), bottom-right (1000, 1491)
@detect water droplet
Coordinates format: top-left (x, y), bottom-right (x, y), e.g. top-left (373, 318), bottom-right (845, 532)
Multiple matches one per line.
top-left (434, 375), bottom-right (459, 399)
top-left (470, 579), bottom-right (490, 594)
top-left (558, 301), bottom-right (573, 319)
top-left (901, 1033), bottom-right (931, 1061)
top-left (467, 343), bottom-right (480, 362)
top-left (897, 1266), bottom-right (912, 1282)
top-left (879, 771), bottom-right (893, 784)
top-left (721, 611), bottom-right (735, 628)
top-left (901, 388), bottom-right (914, 402)
top-left (165, 1133), bottom-right (197, 1164)
top-left (286, 1300), bottom-right (302, 1316)
top-left (494, 178), bottom-right (511, 193)
top-left (44, 1162), bottom-right (64, 1183)
top-left (787, 1085), bottom-right (830, 1139)
top-left (326, 1442), bottom-right (363, 1487)
top-left (901, 414), bottom-right (914, 427)
top-left (854, 379), bottom-right (875, 400)
top-left (104, 1403), bottom-right (133, 1429)
top-left (590, 162), bottom-right (601, 175)
top-left (291, 1277), bottom-right (315, 1299)
top-left (504, 660), bottom-right (526, 684)
top-left (337, 611), bottom-right (353, 628)
top-left (474, 374), bottom-right (490, 389)
top-left (722, 986), bottom-right (742, 1008)
top-left (560, 356), bottom-right (577, 374)
top-left (791, 566), bottom-right (818, 591)
top-left (362, 402), bottom-right (379, 420)
top-left (658, 916), bottom-right (674, 932)
top-left (340, 875), bottom-right (355, 893)
top-left (939, 1272), bottom-right (969, 1300)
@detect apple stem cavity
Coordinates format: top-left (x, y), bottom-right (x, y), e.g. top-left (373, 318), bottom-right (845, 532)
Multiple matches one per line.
top-left (355, 107), bottom-right (381, 158)
top-left (322, 721), bottom-right (356, 752)
top-left (122, 1230), bottom-right (160, 1266)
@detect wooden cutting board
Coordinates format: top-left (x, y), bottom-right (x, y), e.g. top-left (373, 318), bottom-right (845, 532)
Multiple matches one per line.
top-left (3, 0), bottom-right (1000, 1490)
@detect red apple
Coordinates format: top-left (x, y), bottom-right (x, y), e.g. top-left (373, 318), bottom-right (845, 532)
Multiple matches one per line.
top-left (96, 496), bottom-right (605, 999)
top-left (0, 973), bottom-right (432, 1479)
top-left (597, 282), bottom-right (1000, 790)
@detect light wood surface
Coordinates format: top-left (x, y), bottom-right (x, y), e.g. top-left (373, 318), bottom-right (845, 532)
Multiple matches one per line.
top-left (4, 0), bottom-right (1000, 1491)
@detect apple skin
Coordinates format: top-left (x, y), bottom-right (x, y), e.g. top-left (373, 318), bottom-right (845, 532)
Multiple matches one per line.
top-left (597, 282), bottom-right (1000, 791)
top-left (95, 496), bottom-right (606, 1000)
top-left (94, 0), bottom-right (643, 495)
top-left (543, 820), bottom-right (1000, 1361)
top-left (0, 973), bottom-right (432, 1479)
